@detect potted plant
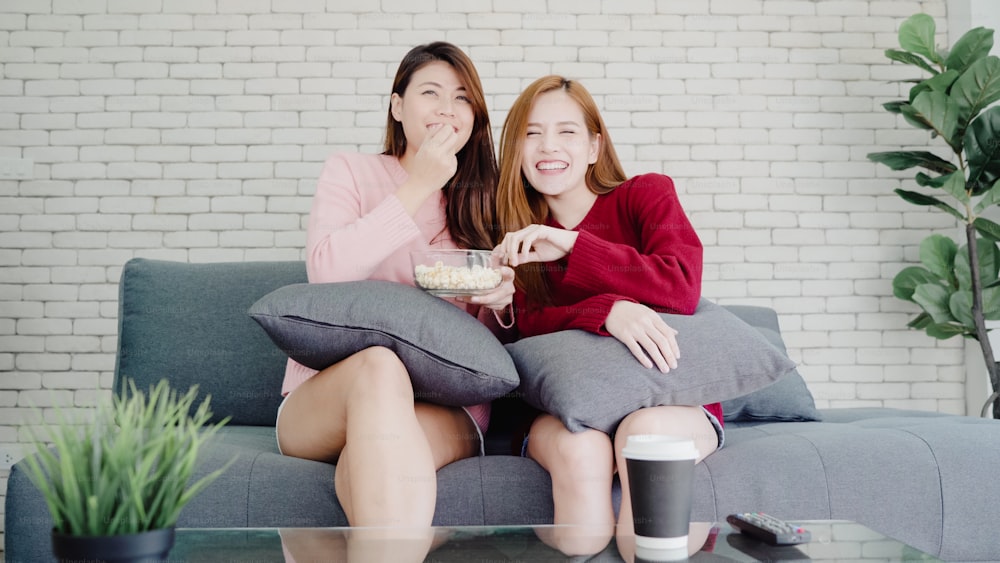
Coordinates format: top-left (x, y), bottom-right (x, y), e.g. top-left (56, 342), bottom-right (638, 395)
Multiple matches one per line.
top-left (21, 378), bottom-right (231, 563)
top-left (868, 13), bottom-right (1000, 417)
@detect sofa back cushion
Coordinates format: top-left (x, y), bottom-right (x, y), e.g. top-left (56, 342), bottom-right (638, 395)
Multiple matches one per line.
top-left (721, 305), bottom-right (822, 423)
top-left (114, 258), bottom-right (307, 426)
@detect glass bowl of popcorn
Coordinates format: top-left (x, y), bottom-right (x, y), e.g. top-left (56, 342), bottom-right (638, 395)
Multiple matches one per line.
top-left (411, 249), bottom-right (503, 297)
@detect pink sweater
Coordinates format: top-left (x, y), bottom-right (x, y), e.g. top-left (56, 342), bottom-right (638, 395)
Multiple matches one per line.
top-left (282, 152), bottom-right (491, 432)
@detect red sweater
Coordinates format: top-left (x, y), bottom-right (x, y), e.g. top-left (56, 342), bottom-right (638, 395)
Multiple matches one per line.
top-left (515, 173), bottom-right (723, 425)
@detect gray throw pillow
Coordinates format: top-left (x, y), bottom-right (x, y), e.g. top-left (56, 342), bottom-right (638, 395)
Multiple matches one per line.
top-left (506, 298), bottom-right (796, 434)
top-left (248, 280), bottom-right (519, 406)
top-left (720, 326), bottom-right (822, 423)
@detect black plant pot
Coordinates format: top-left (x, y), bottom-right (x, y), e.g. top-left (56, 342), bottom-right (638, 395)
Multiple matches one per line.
top-left (52, 527), bottom-right (175, 563)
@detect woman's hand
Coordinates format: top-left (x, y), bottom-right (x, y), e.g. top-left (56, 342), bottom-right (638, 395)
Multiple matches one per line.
top-left (458, 265), bottom-right (515, 311)
top-left (408, 123), bottom-right (464, 189)
top-left (396, 125), bottom-right (465, 214)
top-left (604, 300), bottom-right (680, 373)
top-left (495, 224), bottom-right (579, 267)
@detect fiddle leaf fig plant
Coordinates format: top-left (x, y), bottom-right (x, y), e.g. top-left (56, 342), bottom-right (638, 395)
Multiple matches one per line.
top-left (868, 13), bottom-right (1000, 417)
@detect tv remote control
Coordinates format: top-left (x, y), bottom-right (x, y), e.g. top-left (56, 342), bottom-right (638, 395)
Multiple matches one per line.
top-left (726, 512), bottom-right (811, 546)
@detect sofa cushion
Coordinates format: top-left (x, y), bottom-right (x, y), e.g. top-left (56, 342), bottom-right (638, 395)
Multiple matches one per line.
top-left (248, 280), bottom-right (520, 407)
top-left (507, 298), bottom-right (796, 433)
top-left (720, 305), bottom-right (822, 423)
top-left (114, 258), bottom-right (307, 426)
top-left (697, 411), bottom-right (1000, 562)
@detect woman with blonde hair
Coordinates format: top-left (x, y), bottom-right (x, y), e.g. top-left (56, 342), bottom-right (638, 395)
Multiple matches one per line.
top-left (494, 75), bottom-right (724, 556)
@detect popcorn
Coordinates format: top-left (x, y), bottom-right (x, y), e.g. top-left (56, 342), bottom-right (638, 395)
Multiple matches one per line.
top-left (414, 261), bottom-right (502, 292)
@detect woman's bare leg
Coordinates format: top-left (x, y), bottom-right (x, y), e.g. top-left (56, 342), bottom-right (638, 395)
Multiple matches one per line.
top-left (526, 414), bottom-right (615, 556)
top-left (612, 405), bottom-right (719, 559)
top-left (279, 526), bottom-right (444, 563)
top-left (276, 346), bottom-right (478, 528)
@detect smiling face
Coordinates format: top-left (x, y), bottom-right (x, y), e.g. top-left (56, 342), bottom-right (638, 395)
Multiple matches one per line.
top-left (520, 89), bottom-right (600, 203)
top-left (390, 60), bottom-right (475, 161)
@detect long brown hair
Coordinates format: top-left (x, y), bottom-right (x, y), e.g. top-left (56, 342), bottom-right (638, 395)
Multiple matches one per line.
top-left (384, 42), bottom-right (498, 250)
top-left (497, 75), bottom-right (627, 305)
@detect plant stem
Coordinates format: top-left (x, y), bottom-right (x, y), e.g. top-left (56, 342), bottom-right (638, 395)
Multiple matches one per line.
top-left (982, 389), bottom-right (1000, 418)
top-left (967, 224), bottom-right (1000, 418)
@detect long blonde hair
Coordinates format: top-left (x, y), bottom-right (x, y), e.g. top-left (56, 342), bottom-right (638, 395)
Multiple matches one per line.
top-left (497, 76), bottom-right (627, 305)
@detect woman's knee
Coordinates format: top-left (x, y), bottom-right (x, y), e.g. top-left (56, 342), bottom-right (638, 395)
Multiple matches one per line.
top-left (615, 406), bottom-right (718, 461)
top-left (617, 405), bottom-right (700, 436)
top-left (343, 346), bottom-right (413, 402)
top-left (533, 423), bottom-right (613, 477)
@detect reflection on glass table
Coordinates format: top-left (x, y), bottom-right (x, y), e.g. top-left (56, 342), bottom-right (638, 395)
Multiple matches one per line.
top-left (168, 520), bottom-right (941, 562)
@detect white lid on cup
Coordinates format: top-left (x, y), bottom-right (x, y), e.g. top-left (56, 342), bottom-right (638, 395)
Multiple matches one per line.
top-left (622, 434), bottom-right (699, 461)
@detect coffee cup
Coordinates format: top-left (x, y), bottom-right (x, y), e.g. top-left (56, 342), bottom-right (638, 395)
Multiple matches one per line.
top-left (623, 434), bottom-right (699, 550)
top-left (634, 544), bottom-right (689, 562)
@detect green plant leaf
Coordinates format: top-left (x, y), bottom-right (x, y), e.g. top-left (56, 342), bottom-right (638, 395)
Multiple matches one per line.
top-left (914, 283), bottom-right (957, 323)
top-left (915, 172), bottom-right (949, 187)
top-left (973, 180), bottom-right (1000, 213)
top-left (882, 100), bottom-right (908, 114)
top-left (908, 90), bottom-right (961, 149)
top-left (976, 238), bottom-right (1000, 294)
top-left (984, 285), bottom-right (1000, 320)
top-left (920, 234), bottom-right (959, 280)
top-left (956, 238), bottom-right (1000, 291)
top-left (978, 238), bottom-right (1000, 287)
top-left (895, 189), bottom-right (965, 220)
top-left (940, 171), bottom-right (970, 204)
top-left (886, 48), bottom-right (939, 75)
top-left (894, 265), bottom-right (943, 300)
top-left (953, 56), bottom-right (1000, 125)
top-left (868, 150), bottom-right (956, 173)
top-left (927, 69), bottom-right (963, 91)
top-left (950, 289), bottom-right (976, 328)
top-left (974, 217), bottom-right (1000, 241)
top-left (926, 322), bottom-right (971, 339)
top-left (945, 27), bottom-right (994, 73)
top-left (899, 102), bottom-right (936, 131)
top-left (976, 238), bottom-right (1000, 288)
top-left (907, 311), bottom-right (934, 329)
top-left (910, 69), bottom-right (960, 101)
top-left (898, 14), bottom-right (942, 64)
top-left (966, 107), bottom-right (1000, 195)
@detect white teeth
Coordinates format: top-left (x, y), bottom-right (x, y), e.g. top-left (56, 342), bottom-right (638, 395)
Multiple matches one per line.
top-left (537, 162), bottom-right (568, 170)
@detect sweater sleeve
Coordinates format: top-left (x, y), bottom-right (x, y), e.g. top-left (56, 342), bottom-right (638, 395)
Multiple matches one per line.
top-left (516, 291), bottom-right (638, 337)
top-left (561, 175), bottom-right (702, 315)
top-left (305, 153), bottom-right (422, 283)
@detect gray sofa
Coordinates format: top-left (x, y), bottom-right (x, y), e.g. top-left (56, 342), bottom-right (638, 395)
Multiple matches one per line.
top-left (6, 258), bottom-right (1000, 562)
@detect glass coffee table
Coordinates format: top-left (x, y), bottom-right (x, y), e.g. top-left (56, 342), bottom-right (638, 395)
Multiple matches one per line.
top-left (168, 520), bottom-right (941, 562)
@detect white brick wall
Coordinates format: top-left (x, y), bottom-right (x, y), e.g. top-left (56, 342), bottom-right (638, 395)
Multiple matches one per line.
top-left (0, 0), bottom-right (972, 549)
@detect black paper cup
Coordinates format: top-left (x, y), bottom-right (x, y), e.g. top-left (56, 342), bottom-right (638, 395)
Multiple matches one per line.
top-left (623, 434), bottom-right (698, 550)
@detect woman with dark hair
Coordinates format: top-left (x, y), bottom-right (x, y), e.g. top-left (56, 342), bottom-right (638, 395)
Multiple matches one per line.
top-left (494, 76), bottom-right (723, 557)
top-left (275, 42), bottom-right (514, 535)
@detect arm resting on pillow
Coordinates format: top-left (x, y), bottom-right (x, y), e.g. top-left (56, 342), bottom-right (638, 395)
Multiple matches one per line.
top-left (515, 292), bottom-right (637, 337)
